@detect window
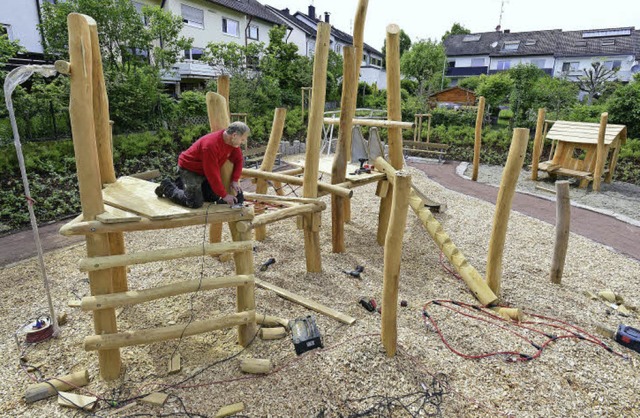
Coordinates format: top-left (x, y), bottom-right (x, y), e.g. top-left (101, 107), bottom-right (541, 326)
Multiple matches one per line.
top-left (531, 59), bottom-right (545, 68)
top-left (583, 29), bottom-right (631, 38)
top-left (184, 47), bottom-right (204, 61)
top-left (462, 34), bottom-right (481, 42)
top-left (247, 24), bottom-right (259, 40)
top-left (222, 17), bottom-right (239, 36)
top-left (335, 44), bottom-right (342, 54)
top-left (524, 39), bottom-right (537, 46)
top-left (604, 60), bottom-right (622, 70)
top-left (502, 41), bottom-right (520, 52)
top-left (470, 58), bottom-right (485, 67)
top-left (307, 40), bottom-right (315, 57)
top-left (601, 39), bottom-right (615, 46)
top-left (370, 57), bottom-right (382, 67)
top-left (132, 2), bottom-right (148, 25)
top-left (496, 60), bottom-right (511, 70)
top-left (181, 4), bottom-right (204, 29)
top-left (448, 61), bottom-right (455, 68)
top-left (1, 24), bottom-right (13, 40)
top-left (561, 61), bottom-right (580, 73)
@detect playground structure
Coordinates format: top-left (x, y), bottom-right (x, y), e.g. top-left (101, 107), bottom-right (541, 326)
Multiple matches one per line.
top-left (531, 108), bottom-right (627, 191)
top-left (56, 0), bottom-right (540, 381)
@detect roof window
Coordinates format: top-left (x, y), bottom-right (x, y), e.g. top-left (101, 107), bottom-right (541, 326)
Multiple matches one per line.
top-left (582, 29), bottom-right (631, 38)
top-left (574, 41), bottom-right (587, 47)
top-left (601, 39), bottom-right (615, 46)
top-left (462, 34), bottom-right (481, 42)
top-left (524, 39), bottom-right (537, 46)
top-left (502, 40), bottom-right (520, 51)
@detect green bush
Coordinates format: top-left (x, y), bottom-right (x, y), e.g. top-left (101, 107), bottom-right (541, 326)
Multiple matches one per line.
top-left (498, 109), bottom-right (514, 119)
top-left (566, 103), bottom-right (608, 123)
top-left (430, 107), bottom-right (477, 127)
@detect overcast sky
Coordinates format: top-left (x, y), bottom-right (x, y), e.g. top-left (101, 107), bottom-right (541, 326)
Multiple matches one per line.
top-left (263, 0), bottom-right (640, 51)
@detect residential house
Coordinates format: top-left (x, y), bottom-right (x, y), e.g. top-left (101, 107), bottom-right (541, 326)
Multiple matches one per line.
top-left (443, 26), bottom-right (640, 90)
top-left (266, 4), bottom-right (386, 89)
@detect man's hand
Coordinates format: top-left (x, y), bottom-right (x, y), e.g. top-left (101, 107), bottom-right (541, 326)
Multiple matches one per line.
top-left (231, 181), bottom-right (242, 193)
top-left (222, 194), bottom-right (237, 206)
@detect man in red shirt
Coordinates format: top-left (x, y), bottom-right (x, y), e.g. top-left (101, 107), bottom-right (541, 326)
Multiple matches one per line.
top-left (156, 122), bottom-right (249, 208)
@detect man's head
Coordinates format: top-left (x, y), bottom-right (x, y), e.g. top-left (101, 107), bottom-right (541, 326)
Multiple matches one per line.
top-left (224, 121), bottom-right (250, 148)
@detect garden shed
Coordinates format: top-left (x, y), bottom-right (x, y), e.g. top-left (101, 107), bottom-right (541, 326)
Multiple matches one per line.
top-left (428, 86), bottom-right (476, 108)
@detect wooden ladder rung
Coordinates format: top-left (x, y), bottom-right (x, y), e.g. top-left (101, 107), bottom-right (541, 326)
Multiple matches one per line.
top-left (81, 274), bottom-right (255, 311)
top-left (79, 242), bottom-right (253, 272)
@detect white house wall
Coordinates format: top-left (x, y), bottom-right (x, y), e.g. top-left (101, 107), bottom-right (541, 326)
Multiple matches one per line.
top-left (0, 0), bottom-right (42, 53)
top-left (452, 55), bottom-right (489, 67)
top-left (553, 54), bottom-right (637, 82)
top-left (488, 55), bottom-right (554, 70)
top-left (360, 66), bottom-right (386, 89)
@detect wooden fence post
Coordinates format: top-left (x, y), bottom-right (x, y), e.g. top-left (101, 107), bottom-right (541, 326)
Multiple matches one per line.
top-left (550, 181), bottom-right (570, 284)
top-left (593, 112), bottom-right (608, 192)
top-left (472, 96), bottom-right (485, 181)
top-left (531, 108), bottom-right (546, 181)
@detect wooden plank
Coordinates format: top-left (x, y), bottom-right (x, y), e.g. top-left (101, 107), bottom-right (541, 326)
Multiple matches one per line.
top-left (102, 176), bottom-right (243, 220)
top-left (140, 392), bottom-right (169, 407)
top-left (255, 279), bottom-right (356, 325)
top-left (215, 402), bottom-right (245, 417)
top-left (58, 392), bottom-right (97, 410)
top-left (96, 205), bottom-right (141, 224)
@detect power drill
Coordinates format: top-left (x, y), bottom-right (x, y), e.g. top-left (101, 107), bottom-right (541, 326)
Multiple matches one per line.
top-left (350, 159), bottom-right (371, 175)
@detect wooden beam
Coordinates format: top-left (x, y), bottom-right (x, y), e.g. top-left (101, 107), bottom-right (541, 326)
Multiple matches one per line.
top-left (240, 358), bottom-right (271, 374)
top-left (255, 279), bottom-right (356, 325)
top-left (81, 275), bottom-right (254, 310)
top-left (244, 192), bottom-right (325, 207)
top-left (229, 222), bottom-right (258, 346)
top-left (593, 112), bottom-right (608, 192)
top-left (486, 128), bottom-right (529, 296)
top-left (79, 242), bottom-right (253, 272)
top-left (84, 311), bottom-right (254, 351)
top-left (531, 108), bottom-right (546, 181)
top-left (243, 168), bottom-right (352, 198)
top-left (550, 181), bottom-right (570, 284)
top-left (472, 96), bottom-right (485, 181)
top-left (349, 0), bottom-right (369, 162)
top-left (239, 204), bottom-right (323, 232)
top-left (323, 117), bottom-right (413, 129)
top-left (25, 370), bottom-right (90, 403)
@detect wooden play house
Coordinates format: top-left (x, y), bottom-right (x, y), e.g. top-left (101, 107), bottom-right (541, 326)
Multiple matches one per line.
top-left (531, 111), bottom-right (627, 191)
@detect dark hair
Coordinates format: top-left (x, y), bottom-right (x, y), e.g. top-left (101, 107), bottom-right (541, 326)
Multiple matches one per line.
top-left (226, 121), bottom-right (250, 136)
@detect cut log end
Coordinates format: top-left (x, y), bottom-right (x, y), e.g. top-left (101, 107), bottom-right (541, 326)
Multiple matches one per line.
top-left (386, 24), bottom-right (400, 34)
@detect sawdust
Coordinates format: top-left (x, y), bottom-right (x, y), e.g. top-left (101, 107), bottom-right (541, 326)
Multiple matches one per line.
top-left (0, 162), bottom-right (639, 417)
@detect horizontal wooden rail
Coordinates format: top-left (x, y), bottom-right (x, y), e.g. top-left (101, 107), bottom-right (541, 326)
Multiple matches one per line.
top-left (242, 168), bottom-right (352, 198)
top-left (243, 192), bottom-right (326, 208)
top-left (323, 117), bottom-right (414, 129)
top-left (79, 242), bottom-right (253, 272)
top-left (276, 167), bottom-right (304, 176)
top-left (84, 310), bottom-right (255, 351)
top-left (81, 274), bottom-right (254, 311)
top-left (237, 204), bottom-right (322, 233)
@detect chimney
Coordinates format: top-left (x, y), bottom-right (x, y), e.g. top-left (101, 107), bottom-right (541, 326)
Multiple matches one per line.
top-left (308, 5), bottom-right (315, 19)
top-left (324, 12), bottom-right (330, 23)
top-left (504, 29), bottom-right (510, 33)
top-left (495, 25), bottom-right (501, 32)
top-left (282, 8), bottom-right (289, 15)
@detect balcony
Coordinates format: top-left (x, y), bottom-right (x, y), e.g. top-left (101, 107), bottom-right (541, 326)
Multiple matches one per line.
top-left (489, 68), bottom-right (553, 76)
top-left (173, 60), bottom-right (218, 79)
top-left (446, 66), bottom-right (489, 77)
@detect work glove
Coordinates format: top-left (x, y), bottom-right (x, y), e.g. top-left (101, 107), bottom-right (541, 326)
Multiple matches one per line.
top-left (222, 194), bottom-right (237, 206)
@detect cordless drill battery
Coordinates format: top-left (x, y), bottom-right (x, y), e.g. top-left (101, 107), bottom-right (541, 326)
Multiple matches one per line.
top-left (616, 325), bottom-right (640, 354)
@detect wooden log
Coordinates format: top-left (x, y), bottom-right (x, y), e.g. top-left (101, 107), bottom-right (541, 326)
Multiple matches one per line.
top-left (217, 75), bottom-right (231, 118)
top-left (331, 46), bottom-right (357, 253)
top-left (531, 108), bottom-right (547, 181)
top-left (229, 222), bottom-right (258, 346)
top-left (109, 232), bottom-right (127, 293)
top-left (256, 313), bottom-right (289, 328)
top-left (323, 118), bottom-right (413, 129)
top-left (260, 327), bottom-right (287, 340)
top-left (381, 171), bottom-right (411, 357)
top-left (24, 370), bottom-right (90, 403)
top-left (244, 192), bottom-right (325, 207)
top-left (68, 13), bottom-right (120, 380)
top-left (242, 168), bottom-right (353, 198)
top-left (240, 204), bottom-right (322, 232)
top-left (81, 274), bottom-right (254, 310)
top-left (471, 96), bottom-right (485, 181)
top-left (593, 112), bottom-right (608, 192)
top-left (84, 311), bottom-right (254, 351)
top-left (255, 278), bottom-right (356, 325)
top-left (278, 167), bottom-right (304, 176)
top-left (240, 358), bottom-right (271, 374)
top-left (255, 107), bottom-right (287, 241)
top-left (79, 242), bottom-right (253, 272)
top-left (54, 60), bottom-right (70, 75)
top-left (377, 24), bottom-right (403, 246)
top-left (215, 402), bottom-right (245, 417)
top-left (490, 307), bottom-right (523, 321)
top-left (347, 0), bottom-right (369, 163)
top-left (486, 128), bottom-right (529, 296)
top-left (550, 181), bottom-right (570, 284)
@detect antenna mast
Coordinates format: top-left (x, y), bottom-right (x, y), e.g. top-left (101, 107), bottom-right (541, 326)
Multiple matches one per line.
top-left (497, 0), bottom-right (507, 30)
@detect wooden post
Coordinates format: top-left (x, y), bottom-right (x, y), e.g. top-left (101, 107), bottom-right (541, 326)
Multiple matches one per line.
top-left (254, 107), bottom-right (287, 241)
top-left (301, 22), bottom-right (330, 273)
top-left (377, 23), bottom-right (402, 246)
top-left (206, 92), bottom-right (232, 246)
top-left (531, 108), bottom-right (547, 181)
top-left (228, 220), bottom-right (257, 345)
top-left (593, 112), bottom-right (608, 192)
top-left (426, 114), bottom-right (431, 143)
top-left (550, 181), bottom-right (570, 284)
top-left (471, 96), bottom-right (485, 181)
top-left (331, 46), bottom-right (357, 253)
top-left (68, 13), bottom-right (120, 380)
top-left (381, 171), bottom-right (411, 357)
top-left (486, 128), bottom-right (529, 296)
top-left (217, 74), bottom-right (230, 119)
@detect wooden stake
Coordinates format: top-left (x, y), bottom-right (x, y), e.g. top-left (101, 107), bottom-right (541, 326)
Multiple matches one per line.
top-left (25, 370), bottom-right (90, 403)
top-left (486, 128), bottom-right (529, 296)
top-left (593, 112), bottom-right (608, 192)
top-left (229, 222), bottom-right (258, 346)
top-left (331, 46), bottom-right (357, 253)
top-left (471, 96), bottom-right (485, 181)
top-left (531, 108), bottom-right (546, 181)
top-left (550, 181), bottom-right (570, 284)
top-left (240, 358), bottom-right (271, 374)
top-left (255, 107), bottom-right (287, 241)
top-left (377, 24), bottom-right (403, 246)
top-left (381, 171), bottom-right (411, 357)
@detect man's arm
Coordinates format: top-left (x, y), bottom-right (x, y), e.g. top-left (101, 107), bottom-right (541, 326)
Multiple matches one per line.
top-left (230, 147), bottom-right (243, 182)
top-left (203, 149), bottom-right (228, 198)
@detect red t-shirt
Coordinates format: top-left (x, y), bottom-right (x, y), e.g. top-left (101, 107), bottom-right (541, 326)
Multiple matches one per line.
top-left (178, 130), bottom-right (243, 197)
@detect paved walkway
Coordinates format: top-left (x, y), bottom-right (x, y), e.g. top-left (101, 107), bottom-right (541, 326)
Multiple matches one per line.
top-left (2, 162), bottom-right (639, 267)
top-left (408, 160), bottom-right (640, 261)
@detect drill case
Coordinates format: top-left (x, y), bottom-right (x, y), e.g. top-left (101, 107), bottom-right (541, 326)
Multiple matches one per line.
top-left (289, 315), bottom-right (323, 355)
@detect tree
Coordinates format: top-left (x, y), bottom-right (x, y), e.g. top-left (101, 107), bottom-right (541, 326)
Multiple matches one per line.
top-left (205, 41), bottom-right (265, 76)
top-left (0, 34), bottom-right (25, 119)
top-left (442, 22), bottom-right (471, 42)
top-left (458, 74), bottom-right (484, 92)
top-left (381, 29), bottom-right (412, 68)
top-left (607, 80), bottom-right (640, 138)
top-left (400, 39), bottom-right (446, 106)
top-left (476, 72), bottom-right (513, 114)
top-left (577, 62), bottom-right (618, 104)
top-left (507, 63), bottom-right (546, 126)
top-left (532, 76), bottom-right (578, 120)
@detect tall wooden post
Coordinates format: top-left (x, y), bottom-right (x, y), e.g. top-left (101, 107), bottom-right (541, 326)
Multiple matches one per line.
top-left (486, 128), bottom-right (529, 296)
top-left (550, 181), bottom-right (570, 284)
top-left (593, 112), bottom-right (608, 192)
top-left (255, 108), bottom-right (287, 241)
top-left (377, 24), bottom-right (402, 246)
top-left (331, 46), bottom-right (357, 253)
top-left (301, 22), bottom-right (330, 272)
top-left (381, 171), bottom-right (411, 357)
top-left (531, 108), bottom-right (547, 181)
top-left (68, 13), bottom-right (120, 380)
top-left (229, 222), bottom-right (257, 345)
top-left (471, 96), bottom-right (485, 181)
top-left (217, 75), bottom-right (231, 119)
